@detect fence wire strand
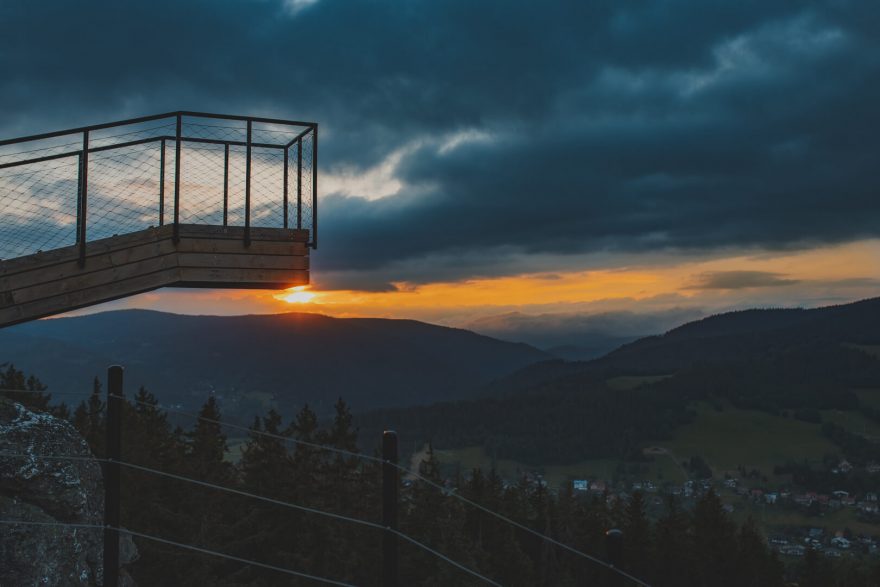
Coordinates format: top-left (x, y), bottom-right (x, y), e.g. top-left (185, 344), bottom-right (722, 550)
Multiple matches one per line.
top-left (0, 519), bottom-right (356, 587)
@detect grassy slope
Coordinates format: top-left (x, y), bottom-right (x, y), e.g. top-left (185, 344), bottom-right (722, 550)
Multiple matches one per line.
top-left (432, 400), bottom-right (846, 488)
top-left (659, 402), bottom-right (838, 477)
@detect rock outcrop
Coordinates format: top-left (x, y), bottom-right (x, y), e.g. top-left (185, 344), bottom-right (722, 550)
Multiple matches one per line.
top-left (0, 399), bottom-right (137, 586)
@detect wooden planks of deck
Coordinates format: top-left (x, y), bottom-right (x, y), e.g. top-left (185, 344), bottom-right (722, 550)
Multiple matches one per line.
top-left (0, 224), bottom-right (309, 327)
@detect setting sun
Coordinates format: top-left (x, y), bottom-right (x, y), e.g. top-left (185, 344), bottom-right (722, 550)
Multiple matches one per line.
top-left (276, 286), bottom-right (316, 304)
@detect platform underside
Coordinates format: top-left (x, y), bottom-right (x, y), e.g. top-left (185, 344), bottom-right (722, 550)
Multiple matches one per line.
top-left (0, 224), bottom-right (309, 327)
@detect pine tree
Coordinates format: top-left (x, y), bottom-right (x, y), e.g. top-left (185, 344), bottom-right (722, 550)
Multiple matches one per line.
top-left (622, 491), bottom-right (651, 580)
top-left (119, 387), bottom-right (189, 586)
top-left (734, 517), bottom-right (783, 586)
top-left (317, 398), bottom-right (360, 518)
top-left (321, 397), bottom-right (358, 452)
top-left (51, 401), bottom-right (70, 420)
top-left (653, 495), bottom-right (692, 587)
top-left (72, 377), bottom-right (105, 456)
top-left (179, 395), bottom-right (234, 585)
top-left (228, 409), bottom-right (299, 585)
top-left (240, 409), bottom-right (290, 496)
top-left (692, 489), bottom-right (738, 587)
top-left (0, 363), bottom-right (51, 410)
top-left (186, 395), bottom-right (232, 482)
top-left (290, 402), bottom-right (320, 475)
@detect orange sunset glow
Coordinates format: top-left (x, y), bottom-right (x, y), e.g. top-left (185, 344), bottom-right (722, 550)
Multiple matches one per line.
top-left (100, 238), bottom-right (878, 328)
top-left (276, 286), bottom-right (317, 304)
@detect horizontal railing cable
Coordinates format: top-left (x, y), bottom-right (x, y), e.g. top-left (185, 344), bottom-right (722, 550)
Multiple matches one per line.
top-left (0, 123), bottom-right (176, 161)
top-left (0, 131), bottom-right (281, 173)
top-left (0, 451), bottom-right (503, 586)
top-left (0, 139), bottom-right (83, 159)
top-left (0, 519), bottom-right (356, 587)
top-left (186, 123), bottom-right (313, 139)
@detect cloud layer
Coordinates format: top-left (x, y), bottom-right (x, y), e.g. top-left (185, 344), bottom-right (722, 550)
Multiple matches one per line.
top-left (685, 270), bottom-right (801, 290)
top-left (2, 1), bottom-right (878, 289)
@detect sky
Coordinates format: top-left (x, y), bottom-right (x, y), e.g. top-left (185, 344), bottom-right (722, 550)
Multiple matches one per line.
top-left (1, 0), bottom-right (878, 347)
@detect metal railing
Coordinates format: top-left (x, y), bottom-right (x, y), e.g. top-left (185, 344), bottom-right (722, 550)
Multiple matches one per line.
top-left (0, 111), bottom-right (318, 263)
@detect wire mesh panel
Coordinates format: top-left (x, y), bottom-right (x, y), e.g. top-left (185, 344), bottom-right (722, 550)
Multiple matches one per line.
top-left (178, 143), bottom-right (228, 226)
top-left (300, 132), bottom-right (316, 235)
top-left (225, 146), bottom-right (248, 227)
top-left (0, 157), bottom-right (79, 259)
top-left (0, 112), bottom-right (318, 262)
top-left (88, 143), bottom-right (163, 241)
top-left (250, 148), bottom-right (285, 228)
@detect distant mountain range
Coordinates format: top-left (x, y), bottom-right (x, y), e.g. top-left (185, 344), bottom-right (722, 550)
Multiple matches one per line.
top-left (0, 310), bottom-right (549, 417)
top-left (358, 298), bottom-right (880, 464)
top-left (464, 308), bottom-right (704, 360)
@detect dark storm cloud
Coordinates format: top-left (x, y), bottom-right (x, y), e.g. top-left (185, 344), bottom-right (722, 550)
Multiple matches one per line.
top-left (2, 0), bottom-right (879, 288)
top-left (684, 271), bottom-right (800, 290)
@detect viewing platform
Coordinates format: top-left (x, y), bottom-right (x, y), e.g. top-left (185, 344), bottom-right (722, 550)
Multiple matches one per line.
top-left (0, 111), bottom-right (317, 327)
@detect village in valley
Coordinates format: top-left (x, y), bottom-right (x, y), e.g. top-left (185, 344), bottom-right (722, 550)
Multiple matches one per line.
top-left (557, 455), bottom-right (880, 560)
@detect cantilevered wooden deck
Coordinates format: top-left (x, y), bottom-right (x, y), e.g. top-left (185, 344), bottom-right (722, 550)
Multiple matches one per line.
top-left (0, 224), bottom-right (309, 327)
top-left (0, 111), bottom-right (318, 328)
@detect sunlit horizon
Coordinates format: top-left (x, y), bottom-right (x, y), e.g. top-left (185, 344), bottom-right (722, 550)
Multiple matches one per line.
top-left (56, 238), bottom-right (880, 337)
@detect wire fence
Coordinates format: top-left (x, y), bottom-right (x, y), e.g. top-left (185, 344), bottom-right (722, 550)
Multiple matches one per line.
top-left (0, 387), bottom-right (652, 586)
top-left (0, 112), bottom-right (318, 261)
top-left (0, 450), bottom-right (501, 587)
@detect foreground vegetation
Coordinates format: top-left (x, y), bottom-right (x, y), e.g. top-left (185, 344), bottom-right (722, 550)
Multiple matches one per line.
top-left (5, 367), bottom-right (880, 586)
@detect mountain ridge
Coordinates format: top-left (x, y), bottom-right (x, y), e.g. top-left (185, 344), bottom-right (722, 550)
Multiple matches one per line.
top-left (0, 309), bottom-right (550, 416)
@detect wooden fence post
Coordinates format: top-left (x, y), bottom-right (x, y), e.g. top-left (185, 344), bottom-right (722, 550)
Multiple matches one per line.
top-left (104, 365), bottom-right (123, 587)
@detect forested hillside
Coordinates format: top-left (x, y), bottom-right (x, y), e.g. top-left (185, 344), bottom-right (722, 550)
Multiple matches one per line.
top-left (360, 298), bottom-right (880, 465)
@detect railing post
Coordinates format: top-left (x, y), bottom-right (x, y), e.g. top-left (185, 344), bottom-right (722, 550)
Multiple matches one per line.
top-left (104, 365), bottom-right (124, 587)
top-left (173, 114), bottom-right (182, 243)
top-left (283, 146), bottom-right (289, 229)
top-left (159, 139), bottom-right (165, 226)
top-left (223, 143), bottom-right (229, 227)
top-left (382, 430), bottom-right (399, 587)
top-left (77, 130), bottom-right (89, 267)
top-left (245, 119), bottom-right (252, 247)
top-left (311, 124), bottom-right (318, 248)
top-left (75, 152), bottom-right (83, 254)
top-left (296, 137), bottom-right (303, 231)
